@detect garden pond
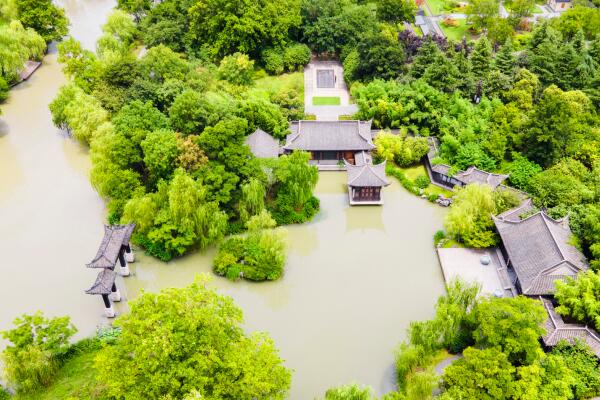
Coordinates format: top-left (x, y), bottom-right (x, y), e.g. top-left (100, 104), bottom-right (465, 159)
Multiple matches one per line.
top-left (0, 0), bottom-right (447, 396)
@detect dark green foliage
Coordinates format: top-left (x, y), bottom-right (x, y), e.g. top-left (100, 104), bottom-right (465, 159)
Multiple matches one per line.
top-left (169, 90), bottom-right (233, 135)
top-left (15, 0), bottom-right (68, 42)
top-left (352, 31), bottom-right (406, 81)
top-left (270, 195), bottom-right (320, 225)
top-left (508, 154), bottom-right (542, 190)
top-left (213, 229), bottom-right (286, 281)
top-left (376, 0), bottom-right (417, 23)
top-left (0, 386), bottom-right (9, 400)
top-left (414, 175), bottom-right (430, 189)
top-left (301, 2), bottom-right (378, 56)
top-left (282, 43), bottom-right (312, 72)
top-left (551, 341), bottom-right (600, 399)
top-left (237, 98), bottom-right (289, 139)
top-left (187, 0), bottom-right (302, 59)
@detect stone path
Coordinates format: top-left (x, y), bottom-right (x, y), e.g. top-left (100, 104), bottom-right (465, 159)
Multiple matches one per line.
top-left (304, 60), bottom-right (358, 121)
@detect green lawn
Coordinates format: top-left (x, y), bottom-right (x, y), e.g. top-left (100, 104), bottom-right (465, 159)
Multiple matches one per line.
top-left (426, 0), bottom-right (447, 15)
top-left (250, 72), bottom-right (304, 101)
top-left (15, 349), bottom-right (106, 400)
top-left (440, 19), bottom-right (472, 42)
top-left (397, 164), bottom-right (454, 198)
top-left (312, 96), bottom-right (341, 106)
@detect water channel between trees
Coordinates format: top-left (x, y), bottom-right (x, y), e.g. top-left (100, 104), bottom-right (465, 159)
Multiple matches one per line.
top-left (0, 1), bottom-right (447, 397)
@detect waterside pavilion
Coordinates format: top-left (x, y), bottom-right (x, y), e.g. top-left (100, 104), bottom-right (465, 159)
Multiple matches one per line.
top-left (85, 224), bottom-right (135, 318)
top-left (345, 152), bottom-right (390, 205)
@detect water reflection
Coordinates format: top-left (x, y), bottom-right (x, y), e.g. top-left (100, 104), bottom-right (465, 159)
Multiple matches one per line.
top-left (124, 173), bottom-right (447, 399)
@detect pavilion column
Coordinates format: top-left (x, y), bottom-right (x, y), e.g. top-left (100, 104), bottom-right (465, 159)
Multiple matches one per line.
top-left (117, 249), bottom-right (130, 276)
top-left (124, 243), bottom-right (135, 263)
top-left (109, 282), bottom-right (121, 302)
top-left (102, 294), bottom-right (115, 318)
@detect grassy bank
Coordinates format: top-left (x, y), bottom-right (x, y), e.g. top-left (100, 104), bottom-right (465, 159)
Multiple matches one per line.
top-left (390, 163), bottom-right (453, 199)
top-left (13, 348), bottom-right (104, 400)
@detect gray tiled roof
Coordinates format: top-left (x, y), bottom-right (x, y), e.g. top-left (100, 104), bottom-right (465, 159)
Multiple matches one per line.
top-left (85, 268), bottom-right (116, 295)
top-left (346, 160), bottom-right (390, 187)
top-left (541, 298), bottom-right (600, 358)
top-left (87, 224), bottom-right (135, 269)
top-left (454, 166), bottom-right (508, 189)
top-left (245, 128), bottom-right (280, 159)
top-left (284, 120), bottom-right (375, 151)
top-left (496, 198), bottom-right (535, 222)
top-left (493, 212), bottom-right (588, 295)
top-left (432, 164), bottom-right (451, 175)
top-left (354, 151), bottom-right (372, 166)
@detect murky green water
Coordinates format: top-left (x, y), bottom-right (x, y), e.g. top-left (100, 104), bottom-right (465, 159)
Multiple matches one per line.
top-left (117, 173), bottom-right (447, 398)
top-left (0, 2), bottom-right (447, 397)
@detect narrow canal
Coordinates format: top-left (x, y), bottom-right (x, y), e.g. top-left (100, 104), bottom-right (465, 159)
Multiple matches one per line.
top-left (0, 3), bottom-right (447, 397)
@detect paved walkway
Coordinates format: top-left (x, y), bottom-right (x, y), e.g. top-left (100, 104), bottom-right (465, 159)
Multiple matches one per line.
top-left (304, 60), bottom-right (358, 121)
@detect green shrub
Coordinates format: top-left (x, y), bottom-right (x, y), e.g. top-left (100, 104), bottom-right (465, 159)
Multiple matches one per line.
top-left (270, 195), bottom-right (320, 225)
top-left (283, 43), bottom-right (311, 71)
top-left (217, 53), bottom-right (254, 86)
top-left (508, 153), bottom-right (542, 190)
top-left (0, 76), bottom-right (9, 103)
top-left (427, 193), bottom-right (439, 202)
top-left (433, 230), bottom-right (446, 245)
top-left (415, 174), bottom-right (430, 189)
top-left (214, 213), bottom-right (286, 282)
top-left (324, 383), bottom-right (375, 400)
top-left (261, 48), bottom-right (284, 75)
top-left (0, 386), bottom-right (9, 400)
top-left (1, 312), bottom-right (77, 394)
top-left (386, 164), bottom-right (420, 196)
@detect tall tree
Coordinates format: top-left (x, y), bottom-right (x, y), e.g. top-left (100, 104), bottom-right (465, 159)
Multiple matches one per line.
top-left (188, 0), bottom-right (302, 58)
top-left (95, 275), bottom-right (291, 399)
top-left (376, 0), bottom-right (417, 23)
top-left (465, 0), bottom-right (500, 31)
top-left (470, 37), bottom-right (493, 81)
top-left (14, 0), bottom-right (67, 42)
top-left (470, 296), bottom-right (546, 365)
top-left (494, 38), bottom-right (517, 76)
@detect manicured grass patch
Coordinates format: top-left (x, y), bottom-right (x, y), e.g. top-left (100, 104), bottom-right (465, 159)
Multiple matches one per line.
top-left (397, 164), bottom-right (454, 199)
top-left (402, 164), bottom-right (428, 181)
top-left (312, 96), bottom-right (341, 106)
top-left (250, 72), bottom-right (304, 100)
top-left (427, 0), bottom-right (447, 15)
top-left (16, 349), bottom-right (105, 400)
top-left (426, 184), bottom-right (454, 198)
top-left (440, 19), bottom-right (473, 42)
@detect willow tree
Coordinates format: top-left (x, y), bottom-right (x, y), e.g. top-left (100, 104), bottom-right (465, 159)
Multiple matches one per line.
top-left (122, 170), bottom-right (227, 260)
top-left (444, 183), bottom-right (498, 248)
top-left (238, 178), bottom-right (266, 223)
top-left (0, 21), bottom-right (45, 81)
top-left (274, 150), bottom-right (318, 211)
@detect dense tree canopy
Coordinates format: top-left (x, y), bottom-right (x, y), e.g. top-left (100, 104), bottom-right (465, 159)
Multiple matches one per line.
top-left (95, 276), bottom-right (291, 399)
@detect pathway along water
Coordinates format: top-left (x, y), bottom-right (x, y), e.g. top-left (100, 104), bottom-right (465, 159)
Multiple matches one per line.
top-left (0, 4), bottom-right (446, 397)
